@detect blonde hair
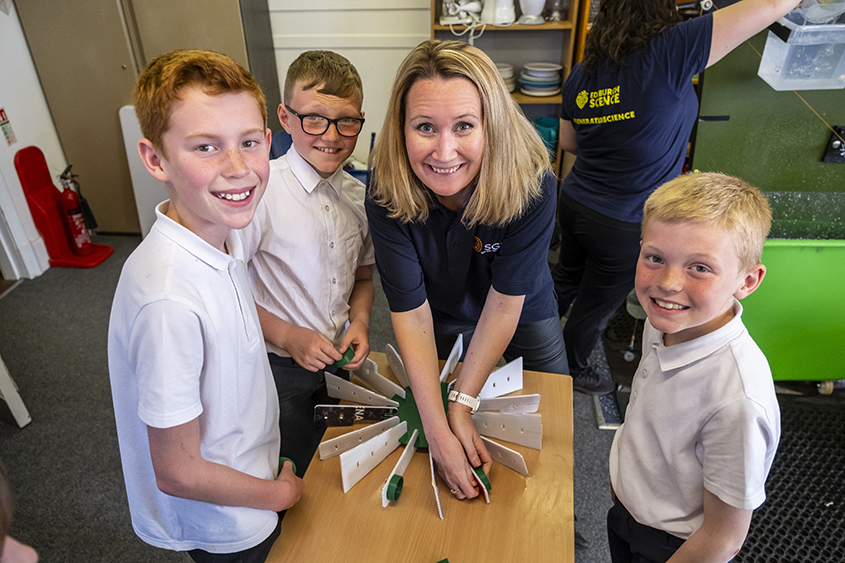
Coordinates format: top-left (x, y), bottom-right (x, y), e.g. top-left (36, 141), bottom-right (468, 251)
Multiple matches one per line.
top-left (642, 172), bottom-right (772, 272)
top-left (134, 49), bottom-right (267, 158)
top-left (369, 39), bottom-right (551, 227)
top-left (284, 50), bottom-right (363, 106)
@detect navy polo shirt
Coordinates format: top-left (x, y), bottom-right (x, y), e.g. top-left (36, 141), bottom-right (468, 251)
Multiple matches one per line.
top-left (561, 13), bottom-right (712, 223)
top-left (366, 172), bottom-right (558, 326)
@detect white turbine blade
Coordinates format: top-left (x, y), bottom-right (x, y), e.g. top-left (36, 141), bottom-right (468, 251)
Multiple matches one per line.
top-left (382, 429), bottom-right (419, 507)
top-left (478, 393), bottom-right (540, 413)
top-left (339, 421), bottom-right (407, 493)
top-left (318, 416), bottom-right (401, 460)
top-left (439, 333), bottom-right (463, 382)
top-left (429, 449), bottom-right (444, 519)
top-left (325, 372), bottom-right (399, 407)
top-left (473, 411), bottom-right (542, 450)
top-left (481, 435), bottom-right (529, 476)
top-left (353, 357), bottom-right (406, 399)
top-left (385, 343), bottom-right (410, 388)
top-left (478, 356), bottom-right (523, 398)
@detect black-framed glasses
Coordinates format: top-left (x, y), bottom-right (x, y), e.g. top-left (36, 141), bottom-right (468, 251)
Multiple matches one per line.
top-left (285, 105), bottom-right (365, 137)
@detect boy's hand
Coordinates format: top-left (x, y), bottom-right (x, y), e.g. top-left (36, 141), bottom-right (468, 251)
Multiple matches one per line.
top-left (274, 460), bottom-right (304, 511)
top-left (286, 326), bottom-right (343, 371)
top-left (338, 319), bottom-right (370, 371)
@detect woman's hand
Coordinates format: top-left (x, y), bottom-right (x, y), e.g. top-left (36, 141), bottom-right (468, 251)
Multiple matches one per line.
top-left (448, 403), bottom-right (494, 476)
top-left (428, 425), bottom-right (481, 500)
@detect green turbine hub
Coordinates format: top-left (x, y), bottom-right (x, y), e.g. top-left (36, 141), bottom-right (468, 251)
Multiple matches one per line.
top-left (395, 381), bottom-right (449, 448)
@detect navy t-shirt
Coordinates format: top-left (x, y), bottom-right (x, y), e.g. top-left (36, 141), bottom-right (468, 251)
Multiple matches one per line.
top-left (561, 14), bottom-right (713, 223)
top-left (366, 172), bottom-right (558, 326)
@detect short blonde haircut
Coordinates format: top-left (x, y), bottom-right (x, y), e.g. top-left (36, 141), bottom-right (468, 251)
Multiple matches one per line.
top-left (284, 50), bottom-right (363, 106)
top-left (134, 49), bottom-right (267, 158)
top-left (642, 172), bottom-right (772, 272)
top-left (369, 39), bottom-right (550, 227)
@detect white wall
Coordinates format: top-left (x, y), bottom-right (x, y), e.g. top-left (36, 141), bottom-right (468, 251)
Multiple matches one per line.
top-left (267, 0), bottom-right (431, 164)
top-left (0, 3), bottom-right (65, 279)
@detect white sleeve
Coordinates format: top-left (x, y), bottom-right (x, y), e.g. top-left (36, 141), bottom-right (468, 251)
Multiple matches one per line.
top-left (700, 398), bottom-right (779, 510)
top-left (130, 298), bottom-right (204, 429)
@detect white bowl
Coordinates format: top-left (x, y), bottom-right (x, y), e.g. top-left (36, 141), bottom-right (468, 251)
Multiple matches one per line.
top-left (520, 86), bottom-right (561, 96)
top-left (496, 62), bottom-right (514, 79)
top-left (524, 62), bottom-right (562, 78)
top-left (518, 71), bottom-right (561, 86)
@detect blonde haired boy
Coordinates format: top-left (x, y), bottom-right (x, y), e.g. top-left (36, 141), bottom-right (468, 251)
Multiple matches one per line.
top-left (608, 172), bottom-right (780, 563)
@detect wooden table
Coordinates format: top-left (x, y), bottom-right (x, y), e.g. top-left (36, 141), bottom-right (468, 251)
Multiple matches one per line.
top-left (267, 352), bottom-right (574, 563)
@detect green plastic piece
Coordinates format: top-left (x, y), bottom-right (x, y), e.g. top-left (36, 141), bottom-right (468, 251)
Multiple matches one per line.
top-left (333, 346), bottom-right (355, 369)
top-left (473, 466), bottom-right (491, 491)
top-left (279, 456), bottom-right (297, 476)
top-left (386, 474), bottom-right (404, 501)
top-left (396, 381), bottom-right (449, 448)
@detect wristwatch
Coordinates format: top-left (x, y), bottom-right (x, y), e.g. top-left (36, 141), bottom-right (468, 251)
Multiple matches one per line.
top-left (448, 389), bottom-right (480, 414)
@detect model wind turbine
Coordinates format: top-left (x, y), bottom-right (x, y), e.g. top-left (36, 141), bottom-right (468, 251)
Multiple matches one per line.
top-left (314, 335), bottom-right (543, 519)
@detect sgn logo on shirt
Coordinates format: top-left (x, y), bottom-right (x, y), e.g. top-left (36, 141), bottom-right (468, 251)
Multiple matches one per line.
top-left (474, 236), bottom-right (500, 255)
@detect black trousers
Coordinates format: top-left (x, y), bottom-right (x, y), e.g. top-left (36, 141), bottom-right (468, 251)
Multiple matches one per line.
top-left (552, 194), bottom-right (641, 378)
top-left (267, 353), bottom-right (344, 477)
top-left (188, 515), bottom-right (281, 563)
top-left (434, 315), bottom-right (568, 375)
top-left (607, 500), bottom-right (687, 563)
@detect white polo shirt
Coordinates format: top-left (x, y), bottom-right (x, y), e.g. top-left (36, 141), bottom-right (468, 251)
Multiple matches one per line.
top-left (609, 301), bottom-right (781, 539)
top-left (238, 147), bottom-right (375, 357)
top-left (108, 202), bottom-right (280, 553)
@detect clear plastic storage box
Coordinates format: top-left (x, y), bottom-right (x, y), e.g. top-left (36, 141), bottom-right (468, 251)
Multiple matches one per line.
top-left (757, 9), bottom-right (845, 91)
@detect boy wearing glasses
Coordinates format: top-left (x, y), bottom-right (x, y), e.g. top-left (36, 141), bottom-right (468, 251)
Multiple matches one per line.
top-left (239, 50), bottom-right (374, 475)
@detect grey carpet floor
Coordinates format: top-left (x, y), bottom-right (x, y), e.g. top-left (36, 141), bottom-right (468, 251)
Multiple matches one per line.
top-left (0, 233), bottom-right (614, 563)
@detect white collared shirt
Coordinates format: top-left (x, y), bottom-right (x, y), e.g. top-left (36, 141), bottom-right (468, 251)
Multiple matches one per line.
top-left (609, 300), bottom-right (781, 539)
top-left (238, 147), bottom-right (374, 356)
top-left (108, 202), bottom-right (280, 552)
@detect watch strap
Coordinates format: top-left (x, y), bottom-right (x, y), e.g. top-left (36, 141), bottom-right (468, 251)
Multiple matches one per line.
top-left (448, 389), bottom-right (480, 413)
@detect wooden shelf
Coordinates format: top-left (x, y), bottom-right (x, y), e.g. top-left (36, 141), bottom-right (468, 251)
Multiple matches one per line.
top-left (433, 21), bottom-right (574, 32)
top-left (511, 92), bottom-right (563, 104)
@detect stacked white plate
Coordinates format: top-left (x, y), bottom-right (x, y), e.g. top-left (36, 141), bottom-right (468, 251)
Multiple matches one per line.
top-left (518, 62), bottom-right (562, 96)
top-left (496, 62), bottom-right (517, 92)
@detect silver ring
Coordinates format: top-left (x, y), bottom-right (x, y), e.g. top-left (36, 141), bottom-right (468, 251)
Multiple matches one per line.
top-left (450, 488), bottom-right (459, 494)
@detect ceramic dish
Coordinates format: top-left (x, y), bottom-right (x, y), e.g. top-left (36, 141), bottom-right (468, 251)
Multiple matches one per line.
top-left (496, 62), bottom-right (514, 79)
top-left (518, 73), bottom-right (561, 87)
top-left (523, 62), bottom-right (563, 78)
top-left (520, 87), bottom-right (561, 96)
top-left (518, 80), bottom-right (561, 91)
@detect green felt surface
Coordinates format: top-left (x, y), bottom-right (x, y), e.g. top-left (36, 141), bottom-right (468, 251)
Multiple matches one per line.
top-left (396, 381), bottom-right (450, 448)
top-left (693, 31), bottom-right (845, 199)
top-left (742, 240), bottom-right (845, 381)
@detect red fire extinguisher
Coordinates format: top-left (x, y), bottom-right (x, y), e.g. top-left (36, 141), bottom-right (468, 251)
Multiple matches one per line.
top-left (59, 167), bottom-right (93, 256)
